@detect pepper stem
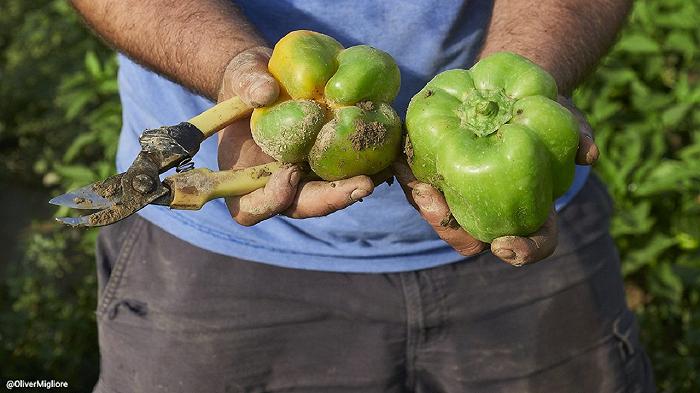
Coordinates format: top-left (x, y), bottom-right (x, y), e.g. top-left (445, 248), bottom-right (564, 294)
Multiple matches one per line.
top-left (461, 89), bottom-right (514, 138)
top-left (476, 101), bottom-right (499, 116)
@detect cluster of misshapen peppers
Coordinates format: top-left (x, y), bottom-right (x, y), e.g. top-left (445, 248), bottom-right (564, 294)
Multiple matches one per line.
top-left (255, 30), bottom-right (579, 242)
top-left (251, 30), bottom-right (402, 181)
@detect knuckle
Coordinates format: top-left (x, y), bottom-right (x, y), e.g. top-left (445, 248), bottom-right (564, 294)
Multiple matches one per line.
top-left (336, 175), bottom-right (373, 192)
top-left (271, 194), bottom-right (294, 210)
top-left (324, 192), bottom-right (353, 212)
top-left (224, 48), bottom-right (277, 107)
top-left (455, 241), bottom-right (486, 256)
top-left (325, 200), bottom-right (344, 214)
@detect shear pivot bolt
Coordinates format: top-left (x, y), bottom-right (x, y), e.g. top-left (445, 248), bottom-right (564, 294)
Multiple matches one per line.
top-left (132, 174), bottom-right (155, 194)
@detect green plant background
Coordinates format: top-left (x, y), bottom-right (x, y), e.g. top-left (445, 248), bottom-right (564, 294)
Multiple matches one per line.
top-left (1, 0), bottom-right (698, 391)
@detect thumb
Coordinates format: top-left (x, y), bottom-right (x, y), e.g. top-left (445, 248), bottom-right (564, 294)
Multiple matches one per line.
top-left (220, 46), bottom-right (279, 107)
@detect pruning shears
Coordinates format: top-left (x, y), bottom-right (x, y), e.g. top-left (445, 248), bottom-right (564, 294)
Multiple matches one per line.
top-left (50, 96), bottom-right (282, 227)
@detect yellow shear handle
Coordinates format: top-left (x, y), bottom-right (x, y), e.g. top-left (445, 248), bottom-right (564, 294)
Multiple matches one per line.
top-left (188, 96), bottom-right (253, 138)
top-left (165, 162), bottom-right (284, 210)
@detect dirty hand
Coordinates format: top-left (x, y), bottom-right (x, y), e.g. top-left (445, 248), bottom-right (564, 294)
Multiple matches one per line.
top-left (216, 46), bottom-right (374, 226)
top-left (393, 96), bottom-right (598, 266)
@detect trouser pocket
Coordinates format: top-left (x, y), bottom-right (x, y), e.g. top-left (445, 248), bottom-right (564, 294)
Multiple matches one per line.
top-left (94, 215), bottom-right (146, 320)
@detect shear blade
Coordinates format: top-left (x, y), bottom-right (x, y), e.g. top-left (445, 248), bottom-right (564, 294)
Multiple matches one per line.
top-left (49, 190), bottom-right (114, 210)
top-left (55, 216), bottom-right (92, 227)
top-left (49, 174), bottom-right (124, 209)
top-left (54, 202), bottom-right (136, 228)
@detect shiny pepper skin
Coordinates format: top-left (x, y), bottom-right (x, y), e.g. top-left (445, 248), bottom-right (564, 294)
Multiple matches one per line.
top-left (405, 52), bottom-right (579, 242)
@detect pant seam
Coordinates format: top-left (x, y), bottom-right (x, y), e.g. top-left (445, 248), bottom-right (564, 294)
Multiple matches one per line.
top-left (424, 271), bottom-right (450, 343)
top-left (400, 272), bottom-right (423, 392)
top-left (96, 217), bottom-right (146, 319)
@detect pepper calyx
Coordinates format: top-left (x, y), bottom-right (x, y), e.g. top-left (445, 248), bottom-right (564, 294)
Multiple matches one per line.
top-left (460, 89), bottom-right (514, 137)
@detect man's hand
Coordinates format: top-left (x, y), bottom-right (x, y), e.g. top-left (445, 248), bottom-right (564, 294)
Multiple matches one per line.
top-left (447, 0), bottom-right (627, 265)
top-left (216, 47), bottom-right (375, 226)
top-left (394, 98), bottom-right (598, 266)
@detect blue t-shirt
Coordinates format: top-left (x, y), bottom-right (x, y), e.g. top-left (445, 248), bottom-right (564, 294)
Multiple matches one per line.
top-left (116, 0), bottom-right (589, 272)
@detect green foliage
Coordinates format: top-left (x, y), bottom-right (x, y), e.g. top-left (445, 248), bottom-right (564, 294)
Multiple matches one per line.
top-left (574, 0), bottom-right (700, 390)
top-left (0, 226), bottom-right (99, 392)
top-left (0, 0), bottom-right (120, 189)
top-left (0, 0), bottom-right (119, 391)
top-left (0, 0), bottom-right (698, 391)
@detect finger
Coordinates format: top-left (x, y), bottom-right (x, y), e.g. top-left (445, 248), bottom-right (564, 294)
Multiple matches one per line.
top-left (412, 183), bottom-right (487, 256)
top-left (394, 151), bottom-right (488, 256)
top-left (391, 159), bottom-right (421, 208)
top-left (576, 132), bottom-right (599, 165)
top-left (226, 164), bottom-right (302, 226)
top-left (221, 46), bottom-right (279, 107)
top-left (558, 95), bottom-right (599, 166)
top-left (490, 209), bottom-right (558, 267)
top-left (284, 175), bottom-right (374, 218)
top-left (391, 159), bottom-right (419, 187)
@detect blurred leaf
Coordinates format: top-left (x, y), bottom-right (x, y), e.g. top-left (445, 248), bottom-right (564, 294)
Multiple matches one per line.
top-left (63, 132), bottom-right (99, 162)
top-left (649, 263), bottom-right (684, 302)
top-left (84, 51), bottom-right (101, 77)
top-left (635, 160), bottom-right (699, 196)
top-left (53, 164), bottom-right (97, 185)
top-left (661, 103), bottom-right (693, 128)
top-left (623, 235), bottom-right (677, 275)
top-left (615, 34), bottom-right (661, 54)
top-left (62, 91), bottom-right (92, 121)
top-left (576, 0), bottom-right (700, 389)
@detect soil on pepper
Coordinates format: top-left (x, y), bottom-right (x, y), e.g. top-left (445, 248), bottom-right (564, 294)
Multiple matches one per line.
top-left (403, 135), bottom-right (414, 165)
top-left (356, 101), bottom-right (375, 111)
top-left (349, 120), bottom-right (387, 151)
top-left (313, 120), bottom-right (337, 151)
top-left (256, 101), bottom-right (325, 162)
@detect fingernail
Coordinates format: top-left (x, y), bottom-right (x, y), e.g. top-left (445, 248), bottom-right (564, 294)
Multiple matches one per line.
top-left (289, 169), bottom-right (301, 186)
top-left (350, 188), bottom-right (370, 201)
top-left (412, 185), bottom-right (433, 207)
top-left (493, 248), bottom-right (516, 260)
top-left (248, 78), bottom-right (276, 107)
top-left (585, 149), bottom-right (598, 164)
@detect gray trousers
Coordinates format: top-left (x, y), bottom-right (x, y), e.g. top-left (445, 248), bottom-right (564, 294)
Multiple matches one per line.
top-left (93, 175), bottom-right (654, 393)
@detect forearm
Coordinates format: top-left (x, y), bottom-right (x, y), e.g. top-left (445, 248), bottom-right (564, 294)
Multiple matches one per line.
top-left (70, 0), bottom-right (265, 100)
top-left (479, 0), bottom-right (632, 94)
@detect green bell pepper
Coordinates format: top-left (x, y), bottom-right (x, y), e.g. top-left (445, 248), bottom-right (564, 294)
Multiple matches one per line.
top-left (405, 52), bottom-right (579, 242)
